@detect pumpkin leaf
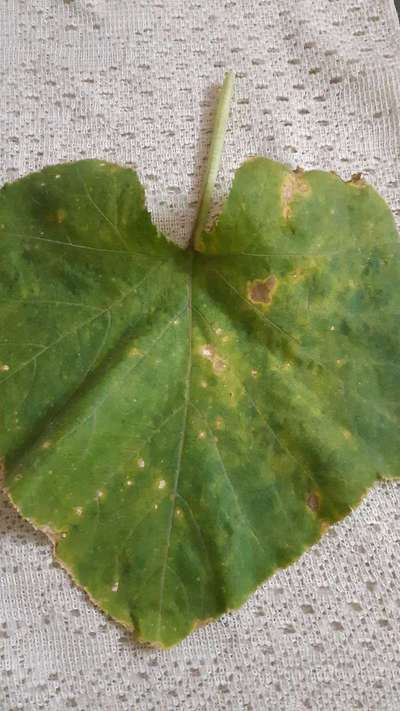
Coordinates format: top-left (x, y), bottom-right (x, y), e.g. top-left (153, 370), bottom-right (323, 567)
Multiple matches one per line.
top-left (1, 156), bottom-right (399, 648)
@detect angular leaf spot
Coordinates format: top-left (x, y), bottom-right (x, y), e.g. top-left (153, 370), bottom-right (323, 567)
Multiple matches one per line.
top-left (2, 156), bottom-right (399, 649)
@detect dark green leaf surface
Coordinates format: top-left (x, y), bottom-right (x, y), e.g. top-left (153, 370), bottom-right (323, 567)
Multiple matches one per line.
top-left (1, 158), bottom-right (399, 647)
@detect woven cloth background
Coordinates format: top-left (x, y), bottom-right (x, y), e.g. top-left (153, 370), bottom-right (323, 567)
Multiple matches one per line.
top-left (1, 1), bottom-right (400, 709)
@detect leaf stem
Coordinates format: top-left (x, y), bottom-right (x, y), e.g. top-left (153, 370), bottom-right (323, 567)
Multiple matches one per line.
top-left (191, 71), bottom-right (234, 249)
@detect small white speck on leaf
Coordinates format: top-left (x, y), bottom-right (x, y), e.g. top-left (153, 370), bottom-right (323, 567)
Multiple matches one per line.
top-left (176, 508), bottom-right (182, 517)
top-left (198, 431), bottom-right (206, 440)
top-left (158, 479), bottom-right (166, 489)
top-left (74, 506), bottom-right (83, 516)
top-left (137, 458), bottom-right (145, 469)
top-left (55, 174), bottom-right (61, 179)
top-left (0, 364), bottom-right (10, 372)
top-left (41, 440), bottom-right (51, 449)
top-left (127, 479), bottom-right (133, 487)
top-left (154, 504), bottom-right (158, 510)
top-left (342, 429), bottom-right (352, 441)
top-left (96, 489), bottom-right (105, 499)
top-left (112, 581), bottom-right (119, 592)
top-left (215, 327), bottom-right (223, 336)
top-left (251, 369), bottom-right (258, 377)
top-left (173, 319), bottom-right (180, 326)
top-left (330, 325), bottom-right (335, 331)
top-left (201, 344), bottom-right (214, 358)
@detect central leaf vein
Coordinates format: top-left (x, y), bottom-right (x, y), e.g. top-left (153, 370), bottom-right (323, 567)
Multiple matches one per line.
top-left (156, 253), bottom-right (193, 639)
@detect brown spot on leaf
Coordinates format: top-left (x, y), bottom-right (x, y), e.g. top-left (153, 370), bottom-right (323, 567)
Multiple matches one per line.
top-left (307, 492), bottom-right (320, 512)
top-left (248, 275), bottom-right (277, 305)
top-left (281, 169), bottom-right (311, 220)
top-left (46, 208), bottom-right (67, 224)
top-left (213, 357), bottom-right (226, 373)
top-left (348, 173), bottom-right (366, 188)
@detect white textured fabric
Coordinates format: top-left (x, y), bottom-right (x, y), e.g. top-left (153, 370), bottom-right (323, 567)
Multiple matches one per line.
top-left (1, 1), bottom-right (400, 709)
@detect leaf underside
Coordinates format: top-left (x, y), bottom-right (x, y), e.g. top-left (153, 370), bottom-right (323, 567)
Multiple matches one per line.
top-left (1, 158), bottom-right (399, 647)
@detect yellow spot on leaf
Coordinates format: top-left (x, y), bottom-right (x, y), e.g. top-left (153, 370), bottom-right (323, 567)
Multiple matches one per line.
top-left (74, 506), bottom-right (83, 516)
top-left (198, 431), bottom-right (206, 440)
top-left (137, 458), bottom-right (145, 469)
top-left (342, 429), bottom-right (352, 441)
top-left (41, 440), bottom-right (51, 449)
top-left (128, 347), bottom-right (143, 358)
top-left (112, 581), bottom-right (119, 592)
top-left (56, 208), bottom-right (66, 223)
top-left (215, 417), bottom-right (224, 430)
top-left (281, 169), bottom-right (311, 220)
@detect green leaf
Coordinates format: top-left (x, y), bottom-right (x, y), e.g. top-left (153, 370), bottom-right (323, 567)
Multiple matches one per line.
top-left (1, 158), bottom-right (399, 648)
